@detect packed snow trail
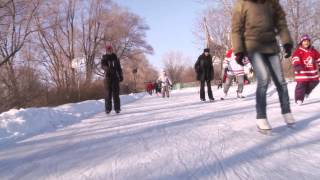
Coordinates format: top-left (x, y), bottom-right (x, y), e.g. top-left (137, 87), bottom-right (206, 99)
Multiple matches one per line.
top-left (1, 83), bottom-right (320, 180)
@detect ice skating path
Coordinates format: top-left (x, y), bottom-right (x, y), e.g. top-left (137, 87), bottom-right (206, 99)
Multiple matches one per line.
top-left (1, 84), bottom-right (320, 180)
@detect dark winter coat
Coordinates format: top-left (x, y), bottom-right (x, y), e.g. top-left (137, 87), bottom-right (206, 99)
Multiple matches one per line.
top-left (231, 0), bottom-right (293, 54)
top-left (101, 53), bottom-right (123, 112)
top-left (101, 53), bottom-right (123, 82)
top-left (194, 53), bottom-right (214, 81)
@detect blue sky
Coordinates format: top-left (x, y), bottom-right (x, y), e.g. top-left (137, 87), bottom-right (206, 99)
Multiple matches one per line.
top-left (116, 0), bottom-right (207, 69)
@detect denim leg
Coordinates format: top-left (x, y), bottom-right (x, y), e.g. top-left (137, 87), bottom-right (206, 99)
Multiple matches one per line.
top-left (250, 53), bottom-right (270, 119)
top-left (265, 55), bottom-right (291, 114)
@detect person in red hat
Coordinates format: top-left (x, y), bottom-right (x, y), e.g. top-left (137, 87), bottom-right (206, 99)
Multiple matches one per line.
top-left (221, 48), bottom-right (251, 100)
top-left (101, 45), bottom-right (123, 114)
top-left (291, 35), bottom-right (320, 105)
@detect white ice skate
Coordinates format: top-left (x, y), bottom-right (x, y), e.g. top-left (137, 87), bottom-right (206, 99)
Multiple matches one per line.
top-left (220, 93), bottom-right (227, 100)
top-left (283, 113), bottom-right (295, 127)
top-left (237, 92), bottom-right (245, 98)
top-left (256, 118), bottom-right (272, 135)
top-left (296, 100), bottom-right (303, 106)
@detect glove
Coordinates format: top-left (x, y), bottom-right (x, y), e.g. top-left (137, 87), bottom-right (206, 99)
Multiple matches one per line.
top-left (294, 64), bottom-right (303, 74)
top-left (119, 75), bottom-right (123, 82)
top-left (283, 44), bottom-right (293, 58)
top-left (235, 52), bottom-right (245, 66)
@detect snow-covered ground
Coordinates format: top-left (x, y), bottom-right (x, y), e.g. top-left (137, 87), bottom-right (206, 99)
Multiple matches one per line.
top-left (0, 93), bottom-right (145, 143)
top-left (0, 82), bottom-right (320, 180)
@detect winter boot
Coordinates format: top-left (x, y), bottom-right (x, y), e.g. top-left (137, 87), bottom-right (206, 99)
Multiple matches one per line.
top-left (256, 118), bottom-right (272, 134)
top-left (209, 97), bottom-right (215, 102)
top-left (220, 93), bottom-right (227, 100)
top-left (283, 113), bottom-right (295, 126)
top-left (237, 92), bottom-right (245, 98)
top-left (256, 118), bottom-right (272, 130)
top-left (296, 100), bottom-right (303, 106)
top-left (200, 98), bottom-right (206, 102)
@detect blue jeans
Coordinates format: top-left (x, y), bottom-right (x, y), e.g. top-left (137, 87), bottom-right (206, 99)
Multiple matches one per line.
top-left (249, 53), bottom-right (291, 119)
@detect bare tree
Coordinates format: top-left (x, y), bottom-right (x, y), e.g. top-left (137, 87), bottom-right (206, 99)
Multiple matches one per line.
top-left (121, 52), bottom-right (158, 92)
top-left (0, 0), bottom-right (41, 67)
top-left (281, 0), bottom-right (320, 45)
top-left (0, 0), bottom-right (155, 111)
top-left (162, 51), bottom-right (192, 84)
top-left (195, 0), bottom-right (234, 50)
top-left (102, 5), bottom-right (153, 59)
top-left (80, 0), bottom-right (108, 84)
top-left (87, 4), bottom-right (154, 85)
top-left (181, 66), bottom-right (197, 83)
top-left (0, 0), bottom-right (41, 109)
top-left (194, 0), bottom-right (232, 80)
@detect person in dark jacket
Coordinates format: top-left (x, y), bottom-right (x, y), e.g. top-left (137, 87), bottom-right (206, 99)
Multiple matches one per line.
top-left (194, 48), bottom-right (214, 101)
top-left (154, 81), bottom-right (162, 96)
top-left (232, 0), bottom-right (295, 131)
top-left (101, 45), bottom-right (123, 114)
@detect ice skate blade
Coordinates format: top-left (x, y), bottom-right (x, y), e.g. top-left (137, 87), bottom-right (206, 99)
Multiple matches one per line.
top-left (286, 123), bottom-right (296, 129)
top-left (257, 126), bottom-right (272, 135)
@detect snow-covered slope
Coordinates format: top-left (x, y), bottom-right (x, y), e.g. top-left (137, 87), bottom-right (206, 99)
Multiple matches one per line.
top-left (0, 93), bottom-right (145, 143)
top-left (0, 82), bottom-right (320, 180)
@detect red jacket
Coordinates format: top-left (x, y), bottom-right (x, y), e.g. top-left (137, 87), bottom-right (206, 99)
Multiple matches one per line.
top-left (291, 47), bottom-right (320, 82)
top-left (146, 83), bottom-right (154, 91)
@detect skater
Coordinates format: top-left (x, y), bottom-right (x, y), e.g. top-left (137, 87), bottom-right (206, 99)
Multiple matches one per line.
top-left (101, 45), bottom-right (123, 114)
top-left (232, 0), bottom-right (295, 132)
top-left (194, 48), bottom-right (214, 102)
top-left (291, 34), bottom-right (320, 105)
top-left (146, 82), bottom-right (154, 95)
top-left (158, 71), bottom-right (172, 98)
top-left (221, 48), bottom-right (251, 100)
top-left (154, 81), bottom-right (162, 96)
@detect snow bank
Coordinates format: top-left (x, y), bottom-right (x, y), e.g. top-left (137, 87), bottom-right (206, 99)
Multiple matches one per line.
top-left (0, 93), bottom-right (145, 143)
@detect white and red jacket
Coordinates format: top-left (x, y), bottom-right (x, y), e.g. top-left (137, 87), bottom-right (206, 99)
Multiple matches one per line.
top-left (291, 47), bottom-right (320, 82)
top-left (223, 49), bottom-right (251, 76)
top-left (158, 74), bottom-right (172, 87)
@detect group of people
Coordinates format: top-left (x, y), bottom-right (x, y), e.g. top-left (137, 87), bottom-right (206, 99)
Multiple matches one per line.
top-left (101, 0), bottom-right (320, 133)
top-left (195, 0), bottom-right (320, 133)
top-left (145, 71), bottom-right (173, 98)
top-left (195, 47), bottom-right (252, 101)
top-left (101, 46), bottom-right (173, 114)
